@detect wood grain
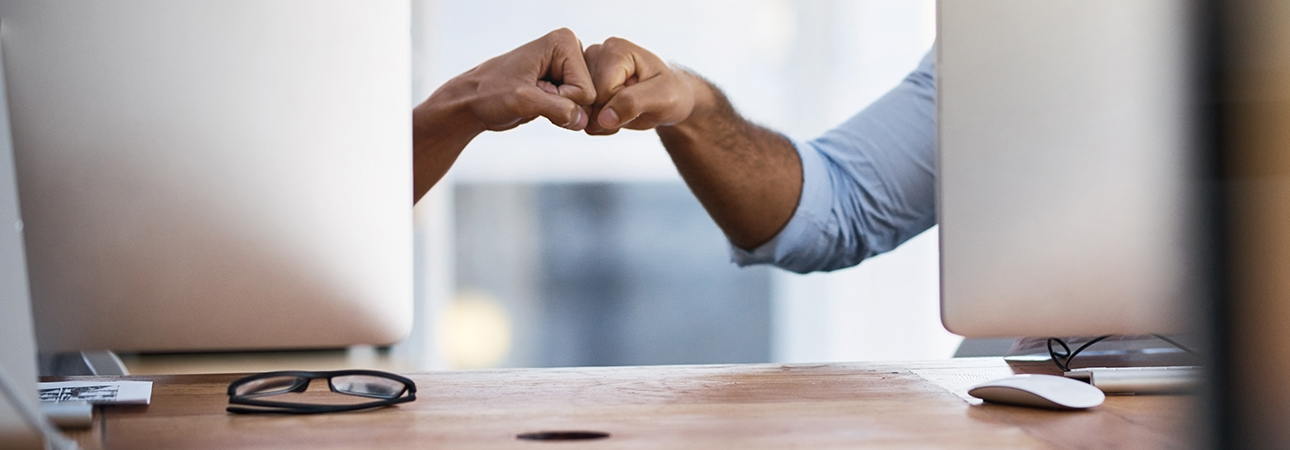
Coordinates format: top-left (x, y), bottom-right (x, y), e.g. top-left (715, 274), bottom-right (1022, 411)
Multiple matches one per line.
top-left (55, 358), bottom-right (1194, 449)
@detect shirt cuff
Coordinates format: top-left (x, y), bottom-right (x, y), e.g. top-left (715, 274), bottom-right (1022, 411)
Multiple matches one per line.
top-left (729, 138), bottom-right (832, 269)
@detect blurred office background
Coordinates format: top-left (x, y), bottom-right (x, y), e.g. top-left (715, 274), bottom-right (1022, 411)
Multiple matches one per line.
top-left (401, 0), bottom-right (960, 371)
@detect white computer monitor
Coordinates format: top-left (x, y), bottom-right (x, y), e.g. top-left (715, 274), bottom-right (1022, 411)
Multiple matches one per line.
top-left (937, 0), bottom-right (1202, 337)
top-left (0, 36), bottom-right (41, 446)
top-left (1, 0), bottom-right (414, 353)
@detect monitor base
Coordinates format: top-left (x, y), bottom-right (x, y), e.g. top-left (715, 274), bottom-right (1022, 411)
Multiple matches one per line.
top-left (1003, 334), bottom-right (1203, 369)
top-left (38, 351), bottom-right (128, 377)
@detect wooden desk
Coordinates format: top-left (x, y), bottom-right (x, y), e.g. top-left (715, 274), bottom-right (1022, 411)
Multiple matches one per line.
top-left (60, 358), bottom-right (1194, 449)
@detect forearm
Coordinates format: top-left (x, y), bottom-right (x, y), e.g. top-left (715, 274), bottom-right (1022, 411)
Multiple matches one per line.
top-left (656, 72), bottom-right (802, 250)
top-left (411, 90), bottom-right (482, 203)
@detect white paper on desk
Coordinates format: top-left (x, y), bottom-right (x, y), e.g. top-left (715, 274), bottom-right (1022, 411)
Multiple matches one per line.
top-left (39, 380), bottom-right (153, 405)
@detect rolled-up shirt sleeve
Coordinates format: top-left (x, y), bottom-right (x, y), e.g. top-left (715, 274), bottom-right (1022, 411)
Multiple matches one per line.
top-left (730, 48), bottom-right (937, 273)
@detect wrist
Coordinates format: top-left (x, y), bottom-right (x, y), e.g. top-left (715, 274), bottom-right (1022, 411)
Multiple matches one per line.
top-left (414, 78), bottom-right (487, 144)
top-left (682, 71), bottom-right (719, 125)
top-left (411, 79), bottom-right (488, 202)
top-left (659, 69), bottom-right (720, 139)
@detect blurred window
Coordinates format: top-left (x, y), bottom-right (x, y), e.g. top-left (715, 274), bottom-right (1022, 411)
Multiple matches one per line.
top-left (415, 0), bottom-right (954, 369)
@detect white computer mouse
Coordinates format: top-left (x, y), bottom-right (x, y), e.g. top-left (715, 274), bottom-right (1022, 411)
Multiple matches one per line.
top-left (967, 374), bottom-right (1105, 410)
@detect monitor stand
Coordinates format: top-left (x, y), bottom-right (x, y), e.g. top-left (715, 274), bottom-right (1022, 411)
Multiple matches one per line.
top-left (1003, 334), bottom-right (1202, 367)
top-left (38, 351), bottom-right (128, 377)
top-left (953, 338), bottom-right (1017, 357)
top-left (1002, 334), bottom-right (1202, 394)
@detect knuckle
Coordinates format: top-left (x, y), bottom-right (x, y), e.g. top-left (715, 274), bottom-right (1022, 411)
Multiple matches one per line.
top-left (614, 91), bottom-right (641, 115)
top-left (550, 27), bottom-right (575, 41)
top-left (602, 37), bottom-right (629, 51)
top-left (502, 88), bottom-right (528, 113)
top-left (571, 88), bottom-right (596, 106)
top-left (662, 89), bottom-right (683, 107)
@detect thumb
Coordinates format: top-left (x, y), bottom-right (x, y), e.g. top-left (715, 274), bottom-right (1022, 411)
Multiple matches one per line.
top-left (515, 86), bottom-right (589, 131)
top-left (597, 76), bottom-right (693, 130)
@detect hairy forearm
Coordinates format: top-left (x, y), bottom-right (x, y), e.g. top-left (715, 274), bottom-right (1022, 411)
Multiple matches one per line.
top-left (656, 72), bottom-right (803, 250)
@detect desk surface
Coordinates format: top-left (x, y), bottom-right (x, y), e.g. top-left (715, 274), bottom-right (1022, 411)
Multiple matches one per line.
top-left (61, 358), bottom-right (1194, 449)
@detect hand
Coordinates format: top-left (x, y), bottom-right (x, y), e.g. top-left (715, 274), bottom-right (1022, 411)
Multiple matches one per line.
top-left (581, 37), bottom-right (799, 250)
top-left (582, 37), bottom-right (703, 135)
top-left (418, 28), bottom-right (595, 135)
top-left (413, 28), bottom-right (595, 201)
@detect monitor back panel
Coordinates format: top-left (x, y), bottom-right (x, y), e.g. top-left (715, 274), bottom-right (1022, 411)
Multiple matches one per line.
top-left (1, 1), bottom-right (413, 352)
top-left (0, 34), bottom-right (41, 448)
top-left (938, 0), bottom-right (1199, 337)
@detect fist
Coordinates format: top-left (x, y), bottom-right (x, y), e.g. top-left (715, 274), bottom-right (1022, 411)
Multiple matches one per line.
top-left (440, 28), bottom-right (596, 133)
top-left (583, 37), bottom-right (698, 135)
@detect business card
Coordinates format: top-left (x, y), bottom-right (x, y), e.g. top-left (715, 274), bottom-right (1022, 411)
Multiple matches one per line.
top-left (39, 380), bottom-right (152, 405)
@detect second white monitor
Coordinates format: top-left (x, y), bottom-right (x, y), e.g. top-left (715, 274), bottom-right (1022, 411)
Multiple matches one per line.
top-left (937, 0), bottom-right (1201, 337)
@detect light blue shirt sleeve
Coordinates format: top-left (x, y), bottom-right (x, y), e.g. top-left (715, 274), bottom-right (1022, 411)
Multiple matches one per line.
top-left (731, 48), bottom-right (937, 273)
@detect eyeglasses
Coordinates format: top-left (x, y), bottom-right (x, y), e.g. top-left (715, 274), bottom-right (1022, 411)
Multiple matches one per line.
top-left (226, 369), bottom-right (416, 414)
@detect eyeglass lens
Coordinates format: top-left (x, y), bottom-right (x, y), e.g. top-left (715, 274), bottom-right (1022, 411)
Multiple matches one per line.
top-left (331, 375), bottom-right (407, 399)
top-left (233, 376), bottom-right (308, 397)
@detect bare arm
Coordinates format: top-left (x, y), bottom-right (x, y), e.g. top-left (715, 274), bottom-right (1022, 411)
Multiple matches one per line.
top-left (584, 39), bottom-right (801, 249)
top-left (656, 75), bottom-right (801, 250)
top-left (412, 28), bottom-right (595, 203)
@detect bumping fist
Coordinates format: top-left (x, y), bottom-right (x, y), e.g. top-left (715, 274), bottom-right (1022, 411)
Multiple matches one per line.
top-left (427, 28), bottom-right (595, 133)
top-left (582, 37), bottom-right (701, 135)
top-left (413, 28), bottom-right (597, 200)
top-left (417, 30), bottom-right (704, 139)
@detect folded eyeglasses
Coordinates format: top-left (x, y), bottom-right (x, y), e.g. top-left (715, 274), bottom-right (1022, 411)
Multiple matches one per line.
top-left (226, 369), bottom-right (416, 414)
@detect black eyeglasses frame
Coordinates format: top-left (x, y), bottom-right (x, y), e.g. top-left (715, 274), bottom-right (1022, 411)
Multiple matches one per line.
top-left (226, 369), bottom-right (417, 415)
